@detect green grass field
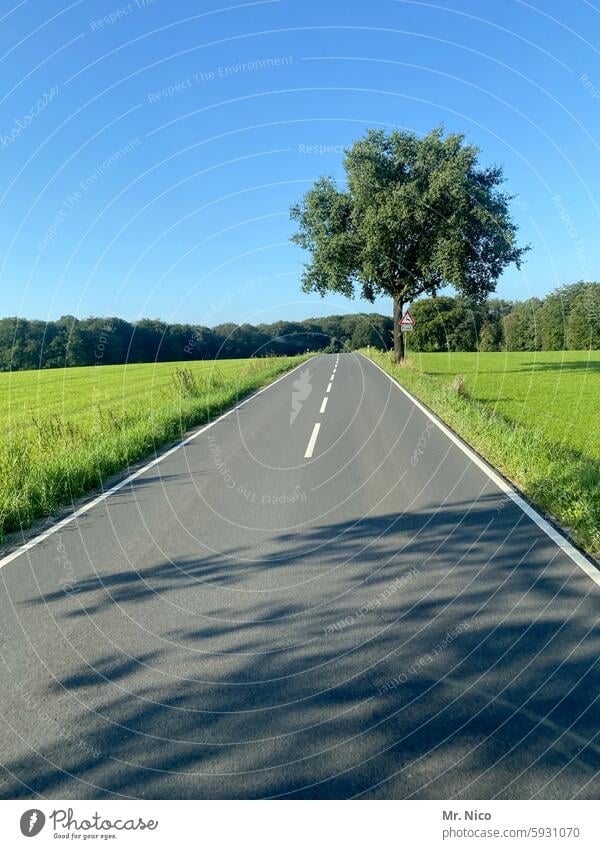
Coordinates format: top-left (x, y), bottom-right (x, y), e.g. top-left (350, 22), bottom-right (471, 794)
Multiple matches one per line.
top-left (365, 349), bottom-right (600, 557)
top-left (0, 356), bottom-right (306, 542)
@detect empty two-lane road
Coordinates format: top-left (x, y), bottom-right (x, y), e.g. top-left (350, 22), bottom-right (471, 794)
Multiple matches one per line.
top-left (0, 353), bottom-right (599, 799)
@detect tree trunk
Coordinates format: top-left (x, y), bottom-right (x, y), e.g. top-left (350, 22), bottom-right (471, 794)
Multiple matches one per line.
top-left (393, 295), bottom-right (405, 362)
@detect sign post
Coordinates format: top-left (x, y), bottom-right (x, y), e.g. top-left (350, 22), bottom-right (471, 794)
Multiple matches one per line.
top-left (400, 309), bottom-right (415, 332)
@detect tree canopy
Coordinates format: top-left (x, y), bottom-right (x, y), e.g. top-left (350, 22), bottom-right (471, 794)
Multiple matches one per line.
top-left (290, 127), bottom-right (528, 360)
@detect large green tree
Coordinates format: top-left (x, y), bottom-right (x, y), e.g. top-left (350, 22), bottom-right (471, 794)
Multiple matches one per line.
top-left (290, 127), bottom-right (527, 360)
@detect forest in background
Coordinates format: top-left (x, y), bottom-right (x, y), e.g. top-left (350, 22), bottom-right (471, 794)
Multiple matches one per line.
top-left (1, 280), bottom-right (599, 371)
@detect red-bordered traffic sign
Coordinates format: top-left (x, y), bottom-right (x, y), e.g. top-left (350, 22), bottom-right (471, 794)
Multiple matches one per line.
top-left (400, 309), bottom-right (415, 329)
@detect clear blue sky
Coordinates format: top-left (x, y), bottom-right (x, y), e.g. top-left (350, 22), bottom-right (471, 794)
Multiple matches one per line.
top-left (1, 0), bottom-right (599, 327)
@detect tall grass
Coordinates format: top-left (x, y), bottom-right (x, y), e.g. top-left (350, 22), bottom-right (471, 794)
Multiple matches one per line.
top-left (0, 356), bottom-right (307, 542)
top-left (364, 350), bottom-right (600, 558)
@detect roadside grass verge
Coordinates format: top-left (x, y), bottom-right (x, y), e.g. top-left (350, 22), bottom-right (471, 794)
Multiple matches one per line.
top-left (363, 349), bottom-right (600, 559)
top-left (0, 356), bottom-right (308, 542)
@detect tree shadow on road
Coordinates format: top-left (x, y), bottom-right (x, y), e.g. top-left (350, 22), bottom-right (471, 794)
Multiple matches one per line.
top-left (2, 494), bottom-right (599, 800)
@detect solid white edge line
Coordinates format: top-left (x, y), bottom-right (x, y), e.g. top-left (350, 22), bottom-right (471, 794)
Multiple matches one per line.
top-left (320, 397), bottom-right (328, 414)
top-left (326, 382), bottom-right (332, 393)
top-left (362, 353), bottom-right (600, 589)
top-left (0, 355), bottom-right (317, 571)
top-left (304, 422), bottom-right (321, 459)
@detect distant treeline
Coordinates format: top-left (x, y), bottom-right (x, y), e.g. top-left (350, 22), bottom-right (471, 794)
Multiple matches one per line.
top-left (0, 313), bottom-right (393, 371)
top-left (407, 281), bottom-right (600, 353)
top-left (1, 281), bottom-right (599, 371)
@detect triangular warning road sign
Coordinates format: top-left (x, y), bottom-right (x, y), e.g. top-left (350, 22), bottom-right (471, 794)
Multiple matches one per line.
top-left (400, 309), bottom-right (415, 327)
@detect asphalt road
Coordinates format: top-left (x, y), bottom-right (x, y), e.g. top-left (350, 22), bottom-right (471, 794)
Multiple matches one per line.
top-left (1, 352), bottom-right (599, 800)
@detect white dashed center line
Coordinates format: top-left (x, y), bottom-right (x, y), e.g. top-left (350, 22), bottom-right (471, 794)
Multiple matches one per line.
top-left (304, 422), bottom-right (321, 458)
top-left (305, 358), bottom-right (338, 459)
